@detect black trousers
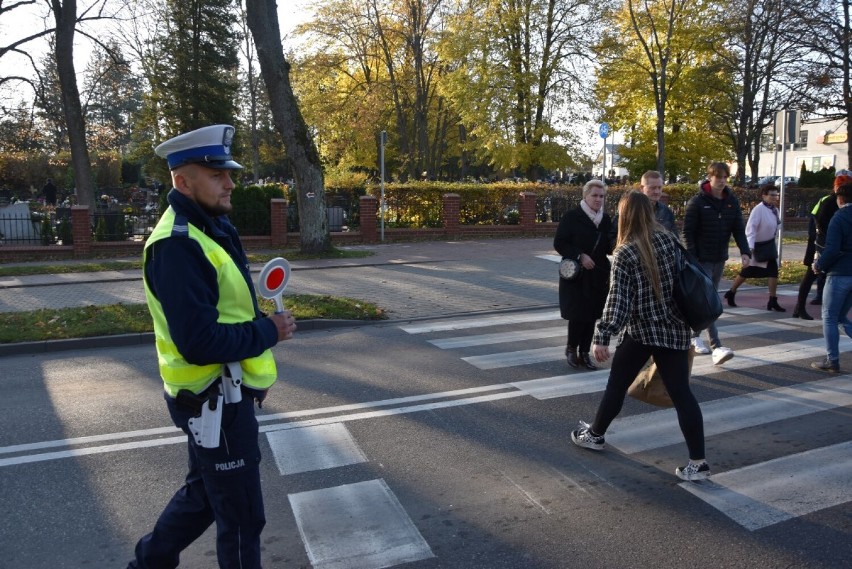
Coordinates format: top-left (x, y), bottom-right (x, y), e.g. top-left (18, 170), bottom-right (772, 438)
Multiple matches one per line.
top-left (567, 320), bottom-right (595, 353)
top-left (796, 265), bottom-right (826, 306)
top-left (591, 333), bottom-right (706, 460)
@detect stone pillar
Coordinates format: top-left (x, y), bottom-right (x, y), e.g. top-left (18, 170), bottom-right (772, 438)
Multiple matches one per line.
top-left (359, 195), bottom-right (378, 242)
top-left (270, 198), bottom-right (288, 247)
top-left (71, 205), bottom-right (92, 257)
top-left (520, 192), bottom-right (537, 230)
top-left (442, 193), bottom-right (460, 232)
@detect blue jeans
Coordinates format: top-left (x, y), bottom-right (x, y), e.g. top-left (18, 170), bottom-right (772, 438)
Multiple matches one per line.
top-left (694, 261), bottom-right (725, 349)
top-left (821, 274), bottom-right (852, 362)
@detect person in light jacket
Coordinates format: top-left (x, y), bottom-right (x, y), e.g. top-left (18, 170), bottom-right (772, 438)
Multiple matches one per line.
top-left (571, 190), bottom-right (710, 481)
top-left (723, 185), bottom-right (785, 311)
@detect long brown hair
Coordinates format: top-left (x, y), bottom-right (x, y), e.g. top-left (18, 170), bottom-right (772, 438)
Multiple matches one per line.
top-left (616, 190), bottom-right (662, 300)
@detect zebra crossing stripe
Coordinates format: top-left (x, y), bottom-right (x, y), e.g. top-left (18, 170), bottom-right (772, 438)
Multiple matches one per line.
top-left (289, 479), bottom-right (434, 568)
top-left (429, 325), bottom-right (565, 349)
top-left (606, 376), bottom-right (852, 454)
top-left (400, 310), bottom-right (560, 334)
top-left (679, 441), bottom-right (852, 531)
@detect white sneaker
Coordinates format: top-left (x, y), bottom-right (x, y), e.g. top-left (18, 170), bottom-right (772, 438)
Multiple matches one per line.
top-left (691, 337), bottom-right (711, 355)
top-left (712, 346), bottom-right (734, 365)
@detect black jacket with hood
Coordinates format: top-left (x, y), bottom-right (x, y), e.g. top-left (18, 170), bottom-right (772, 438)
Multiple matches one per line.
top-left (682, 181), bottom-right (751, 263)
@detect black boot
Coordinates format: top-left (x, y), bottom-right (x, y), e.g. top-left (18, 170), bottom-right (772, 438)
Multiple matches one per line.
top-left (579, 352), bottom-right (598, 371)
top-left (566, 347), bottom-right (579, 369)
top-left (792, 303), bottom-right (813, 320)
top-left (767, 296), bottom-right (786, 312)
top-left (724, 289), bottom-right (737, 307)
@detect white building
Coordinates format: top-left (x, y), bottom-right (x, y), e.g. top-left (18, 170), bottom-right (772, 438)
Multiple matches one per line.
top-left (752, 117), bottom-right (849, 178)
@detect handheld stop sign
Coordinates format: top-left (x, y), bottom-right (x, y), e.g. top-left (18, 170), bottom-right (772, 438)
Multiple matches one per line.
top-left (257, 257), bottom-right (291, 314)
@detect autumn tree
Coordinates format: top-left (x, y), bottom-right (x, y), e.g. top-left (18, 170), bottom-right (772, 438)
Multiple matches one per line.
top-left (246, 0), bottom-right (331, 253)
top-left (441, 0), bottom-right (598, 179)
top-left (791, 0), bottom-right (852, 168)
top-left (596, 0), bottom-right (712, 178)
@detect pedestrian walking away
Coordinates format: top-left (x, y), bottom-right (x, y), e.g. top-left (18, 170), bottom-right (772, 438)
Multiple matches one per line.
top-left (811, 181), bottom-right (852, 374)
top-left (724, 184), bottom-right (785, 312)
top-left (571, 191), bottom-right (710, 481)
top-left (682, 161), bottom-right (751, 365)
top-left (127, 125), bottom-right (298, 569)
top-left (554, 179), bottom-right (614, 371)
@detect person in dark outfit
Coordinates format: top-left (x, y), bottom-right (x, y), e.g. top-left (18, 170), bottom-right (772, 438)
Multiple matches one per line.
top-left (811, 181), bottom-right (852, 373)
top-left (609, 170), bottom-right (678, 242)
top-left (554, 179), bottom-right (614, 370)
top-left (682, 162), bottom-right (751, 365)
top-left (792, 170), bottom-right (851, 319)
top-left (128, 125), bottom-right (297, 569)
top-left (571, 191), bottom-right (710, 481)
top-left (42, 178), bottom-right (57, 206)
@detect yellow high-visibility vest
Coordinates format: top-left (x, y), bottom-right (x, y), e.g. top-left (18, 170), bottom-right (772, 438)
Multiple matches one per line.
top-left (143, 207), bottom-right (277, 396)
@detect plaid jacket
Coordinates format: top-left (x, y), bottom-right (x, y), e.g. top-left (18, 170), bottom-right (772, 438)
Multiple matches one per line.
top-left (593, 231), bottom-right (692, 350)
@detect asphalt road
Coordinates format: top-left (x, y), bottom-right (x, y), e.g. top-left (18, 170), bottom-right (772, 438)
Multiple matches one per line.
top-left (1, 293), bottom-right (850, 568)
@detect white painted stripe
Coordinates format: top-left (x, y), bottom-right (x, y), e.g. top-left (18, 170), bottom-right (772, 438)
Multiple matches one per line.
top-left (463, 346), bottom-right (564, 369)
top-left (399, 310), bottom-right (560, 334)
top-left (519, 338), bottom-right (848, 400)
top-left (267, 423), bottom-right (368, 475)
top-left (606, 376), bottom-right (852, 454)
top-left (537, 254), bottom-right (561, 263)
top-left (0, 383), bottom-right (513, 458)
top-left (289, 479), bottom-right (434, 569)
top-left (430, 325), bottom-right (565, 349)
top-left (0, 435), bottom-right (186, 468)
top-left (462, 325), bottom-right (829, 371)
top-left (680, 441), bottom-right (852, 531)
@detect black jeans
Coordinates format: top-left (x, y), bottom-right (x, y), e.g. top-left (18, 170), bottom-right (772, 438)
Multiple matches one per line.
top-left (796, 265), bottom-right (826, 306)
top-left (591, 333), bottom-right (706, 460)
top-left (567, 320), bottom-right (595, 353)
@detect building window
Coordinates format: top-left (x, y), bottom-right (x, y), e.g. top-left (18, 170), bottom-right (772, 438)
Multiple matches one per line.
top-left (794, 130), bottom-right (808, 150)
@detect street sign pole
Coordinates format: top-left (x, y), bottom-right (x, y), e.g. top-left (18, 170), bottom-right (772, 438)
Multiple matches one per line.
top-left (599, 123), bottom-right (610, 181)
top-left (380, 130), bottom-right (387, 242)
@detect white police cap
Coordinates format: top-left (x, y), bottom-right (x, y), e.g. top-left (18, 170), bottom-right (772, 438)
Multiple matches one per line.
top-left (154, 125), bottom-right (243, 170)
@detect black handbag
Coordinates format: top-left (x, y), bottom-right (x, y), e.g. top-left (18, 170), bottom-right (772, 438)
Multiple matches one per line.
top-left (672, 241), bottom-right (723, 332)
top-left (753, 238), bottom-right (778, 262)
top-left (559, 231), bottom-right (602, 281)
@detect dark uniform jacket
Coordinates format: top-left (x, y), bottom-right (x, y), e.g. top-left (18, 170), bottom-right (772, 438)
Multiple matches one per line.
top-left (682, 181), bottom-right (750, 263)
top-left (554, 207), bottom-right (614, 322)
top-left (815, 204), bottom-right (852, 276)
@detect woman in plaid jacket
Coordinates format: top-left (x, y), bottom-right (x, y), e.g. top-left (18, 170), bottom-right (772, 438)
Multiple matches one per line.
top-left (570, 191), bottom-right (711, 481)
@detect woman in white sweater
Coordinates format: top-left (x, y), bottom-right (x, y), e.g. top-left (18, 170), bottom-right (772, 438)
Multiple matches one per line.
top-left (724, 185), bottom-right (785, 311)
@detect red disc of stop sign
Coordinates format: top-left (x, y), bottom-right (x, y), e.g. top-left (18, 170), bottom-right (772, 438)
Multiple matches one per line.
top-left (257, 257), bottom-right (291, 300)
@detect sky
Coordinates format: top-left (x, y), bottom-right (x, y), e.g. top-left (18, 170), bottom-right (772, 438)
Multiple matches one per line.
top-left (0, 0), bottom-right (313, 106)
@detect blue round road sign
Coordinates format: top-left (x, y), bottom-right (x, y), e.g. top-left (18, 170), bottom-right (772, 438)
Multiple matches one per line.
top-left (599, 123), bottom-right (610, 139)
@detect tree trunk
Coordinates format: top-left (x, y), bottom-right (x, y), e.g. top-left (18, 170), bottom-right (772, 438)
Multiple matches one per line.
top-left (245, 0), bottom-right (330, 253)
top-left (53, 0), bottom-right (95, 208)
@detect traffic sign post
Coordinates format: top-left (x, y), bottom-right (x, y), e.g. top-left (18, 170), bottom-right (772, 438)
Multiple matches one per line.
top-left (257, 257), bottom-right (291, 314)
top-left (599, 123), bottom-right (609, 180)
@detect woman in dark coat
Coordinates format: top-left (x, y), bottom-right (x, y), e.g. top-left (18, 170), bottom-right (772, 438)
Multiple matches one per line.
top-left (554, 179), bottom-right (614, 370)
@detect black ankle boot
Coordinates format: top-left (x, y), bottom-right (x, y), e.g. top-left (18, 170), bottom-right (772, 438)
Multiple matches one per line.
top-left (767, 296), bottom-right (786, 312)
top-left (566, 347), bottom-right (579, 369)
top-left (579, 352), bottom-right (598, 371)
top-left (724, 289), bottom-right (737, 307)
top-left (792, 303), bottom-right (813, 320)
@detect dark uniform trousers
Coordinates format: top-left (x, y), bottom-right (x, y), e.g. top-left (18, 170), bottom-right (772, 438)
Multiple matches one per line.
top-left (129, 390), bottom-right (265, 569)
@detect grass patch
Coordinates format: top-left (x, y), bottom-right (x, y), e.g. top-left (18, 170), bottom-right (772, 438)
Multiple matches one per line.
top-left (0, 294), bottom-right (385, 344)
top-left (0, 247), bottom-right (373, 277)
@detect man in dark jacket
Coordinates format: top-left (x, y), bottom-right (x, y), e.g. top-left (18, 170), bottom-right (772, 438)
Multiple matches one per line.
top-left (811, 181), bottom-right (852, 373)
top-left (682, 162), bottom-right (751, 365)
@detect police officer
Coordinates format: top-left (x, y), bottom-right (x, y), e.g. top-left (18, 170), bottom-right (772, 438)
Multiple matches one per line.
top-left (128, 125), bottom-right (297, 569)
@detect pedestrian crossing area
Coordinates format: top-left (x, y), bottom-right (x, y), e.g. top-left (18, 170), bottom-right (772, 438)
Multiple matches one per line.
top-left (266, 304), bottom-right (850, 566)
